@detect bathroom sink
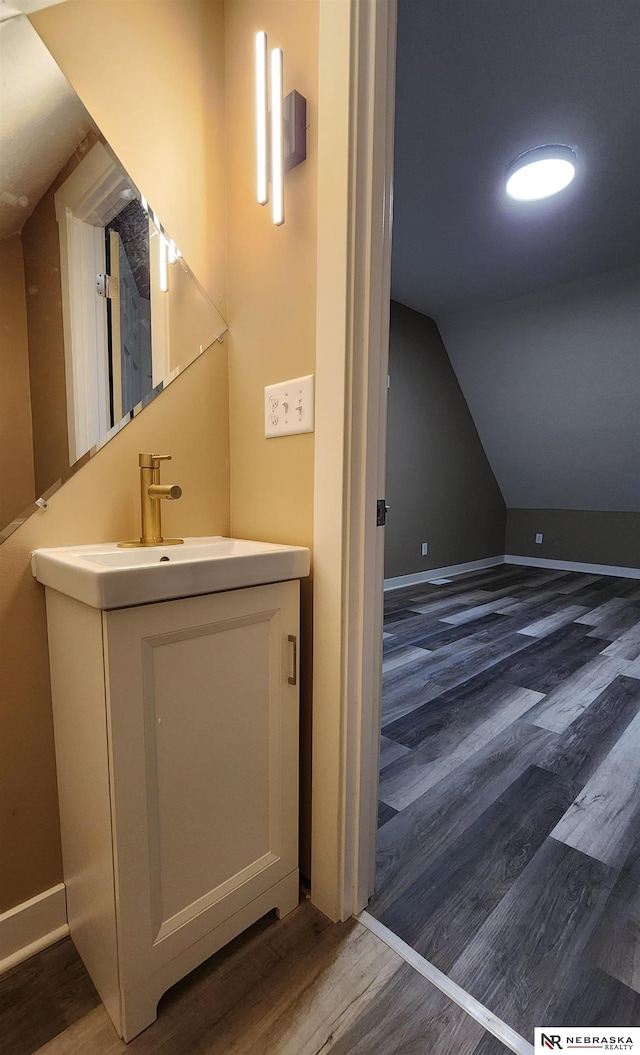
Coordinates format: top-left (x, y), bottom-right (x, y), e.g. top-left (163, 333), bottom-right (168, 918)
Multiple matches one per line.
top-left (31, 536), bottom-right (311, 609)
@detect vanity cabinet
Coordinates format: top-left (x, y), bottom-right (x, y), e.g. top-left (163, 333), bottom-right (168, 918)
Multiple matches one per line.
top-left (44, 579), bottom-right (300, 1041)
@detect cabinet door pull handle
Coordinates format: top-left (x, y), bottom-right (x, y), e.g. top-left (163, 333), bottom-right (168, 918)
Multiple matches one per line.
top-left (288, 635), bottom-right (297, 685)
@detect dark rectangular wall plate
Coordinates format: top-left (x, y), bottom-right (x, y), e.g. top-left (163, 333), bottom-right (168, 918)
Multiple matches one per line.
top-left (284, 90), bottom-right (307, 172)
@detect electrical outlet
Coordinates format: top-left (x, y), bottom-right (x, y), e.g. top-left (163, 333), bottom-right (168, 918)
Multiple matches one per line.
top-left (421, 542), bottom-right (429, 556)
top-left (535, 533), bottom-right (544, 544)
top-left (265, 375), bottom-right (314, 438)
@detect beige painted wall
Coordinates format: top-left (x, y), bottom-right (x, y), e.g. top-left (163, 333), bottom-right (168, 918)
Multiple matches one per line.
top-left (0, 234), bottom-right (35, 528)
top-left (31, 0), bottom-right (228, 320)
top-left (224, 0), bottom-right (318, 874)
top-left (0, 0), bottom-right (229, 914)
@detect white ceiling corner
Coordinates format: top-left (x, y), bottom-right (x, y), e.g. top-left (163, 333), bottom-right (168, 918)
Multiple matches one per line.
top-left (0, 0), bottom-right (67, 22)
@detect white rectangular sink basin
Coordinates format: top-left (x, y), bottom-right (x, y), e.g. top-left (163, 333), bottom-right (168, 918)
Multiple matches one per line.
top-left (32, 536), bottom-right (310, 610)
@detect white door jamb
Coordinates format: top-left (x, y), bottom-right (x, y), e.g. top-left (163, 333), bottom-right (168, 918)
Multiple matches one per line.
top-left (311, 0), bottom-right (396, 922)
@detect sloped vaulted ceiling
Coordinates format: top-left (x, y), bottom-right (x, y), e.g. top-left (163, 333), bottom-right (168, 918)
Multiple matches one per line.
top-left (438, 264), bottom-right (640, 511)
top-left (0, 15), bottom-right (92, 239)
top-left (391, 0), bottom-right (640, 512)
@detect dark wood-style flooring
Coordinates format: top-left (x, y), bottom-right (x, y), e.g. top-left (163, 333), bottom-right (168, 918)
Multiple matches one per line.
top-left (0, 905), bottom-right (512, 1055)
top-left (5, 563), bottom-right (640, 1053)
top-left (372, 563), bottom-right (640, 1043)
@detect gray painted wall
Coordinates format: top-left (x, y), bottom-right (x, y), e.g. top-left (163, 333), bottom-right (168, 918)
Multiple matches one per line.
top-left (437, 264), bottom-right (640, 512)
top-left (385, 301), bottom-right (506, 578)
top-left (507, 509), bottom-right (640, 569)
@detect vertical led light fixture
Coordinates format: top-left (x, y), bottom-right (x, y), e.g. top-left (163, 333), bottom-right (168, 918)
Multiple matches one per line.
top-left (255, 31), bottom-right (268, 206)
top-left (255, 32), bottom-right (306, 226)
top-left (270, 47), bottom-right (284, 226)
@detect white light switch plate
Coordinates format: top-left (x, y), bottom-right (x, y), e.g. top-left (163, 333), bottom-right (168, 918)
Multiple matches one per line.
top-left (265, 374), bottom-right (314, 438)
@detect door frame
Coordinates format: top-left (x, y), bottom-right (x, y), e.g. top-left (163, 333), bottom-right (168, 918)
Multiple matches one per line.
top-left (55, 141), bottom-right (131, 463)
top-left (311, 0), bottom-right (397, 922)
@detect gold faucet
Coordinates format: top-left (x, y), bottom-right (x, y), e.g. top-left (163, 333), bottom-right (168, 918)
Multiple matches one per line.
top-left (118, 454), bottom-right (184, 547)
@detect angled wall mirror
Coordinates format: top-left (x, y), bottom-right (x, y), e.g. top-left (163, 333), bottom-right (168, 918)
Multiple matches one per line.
top-left (0, 15), bottom-right (228, 543)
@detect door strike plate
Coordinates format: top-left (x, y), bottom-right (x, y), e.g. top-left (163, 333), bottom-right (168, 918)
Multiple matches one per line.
top-left (376, 499), bottom-right (389, 527)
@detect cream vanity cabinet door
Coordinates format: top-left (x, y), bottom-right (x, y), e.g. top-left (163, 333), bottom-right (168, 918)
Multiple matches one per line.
top-left (71, 579), bottom-right (300, 1039)
top-left (103, 580), bottom-right (300, 1036)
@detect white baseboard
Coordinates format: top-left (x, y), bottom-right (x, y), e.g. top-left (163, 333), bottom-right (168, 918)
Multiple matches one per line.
top-left (384, 556), bottom-right (505, 592)
top-left (384, 553), bottom-right (640, 592)
top-left (0, 883), bottom-right (68, 975)
top-left (504, 554), bottom-right (640, 580)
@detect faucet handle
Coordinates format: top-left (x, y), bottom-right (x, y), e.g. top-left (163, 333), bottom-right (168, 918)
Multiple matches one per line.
top-left (139, 453), bottom-right (172, 467)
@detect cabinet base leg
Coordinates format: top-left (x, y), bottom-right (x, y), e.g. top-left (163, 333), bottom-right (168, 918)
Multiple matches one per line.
top-left (275, 869), bottom-right (300, 920)
top-left (120, 985), bottom-right (160, 1042)
top-left (113, 871), bottom-right (300, 1041)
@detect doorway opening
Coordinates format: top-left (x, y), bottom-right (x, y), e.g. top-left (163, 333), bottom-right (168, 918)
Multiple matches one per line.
top-left (363, 0), bottom-right (640, 1048)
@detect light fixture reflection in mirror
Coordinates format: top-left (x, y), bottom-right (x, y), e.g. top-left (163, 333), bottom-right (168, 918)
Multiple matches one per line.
top-left (0, 16), bottom-right (228, 544)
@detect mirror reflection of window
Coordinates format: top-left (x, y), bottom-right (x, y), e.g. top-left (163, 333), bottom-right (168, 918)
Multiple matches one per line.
top-left (54, 140), bottom-right (128, 462)
top-left (106, 200), bottom-right (153, 422)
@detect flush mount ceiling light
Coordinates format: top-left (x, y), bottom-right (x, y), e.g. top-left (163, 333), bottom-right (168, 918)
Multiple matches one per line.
top-left (505, 144), bottom-right (577, 201)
